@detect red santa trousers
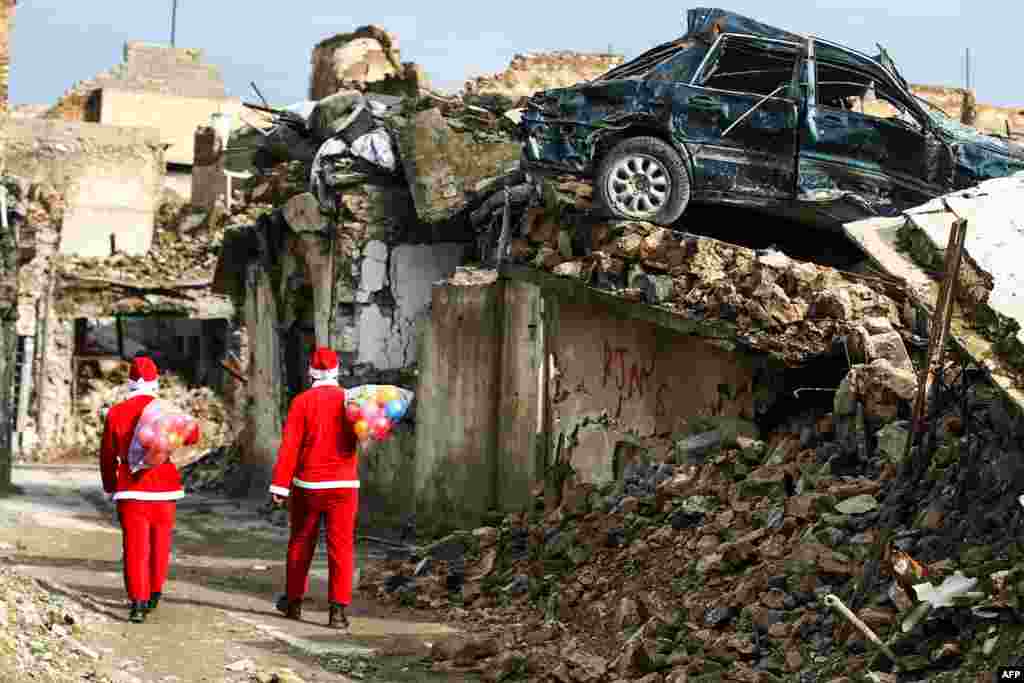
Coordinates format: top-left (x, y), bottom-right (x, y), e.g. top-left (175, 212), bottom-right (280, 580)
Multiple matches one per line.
top-left (117, 500), bottom-right (176, 602)
top-left (286, 488), bottom-right (358, 606)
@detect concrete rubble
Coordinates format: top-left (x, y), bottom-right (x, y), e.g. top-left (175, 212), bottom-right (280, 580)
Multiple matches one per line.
top-left (6, 13), bottom-right (1024, 682)
top-left (0, 561), bottom-right (112, 682)
top-left (361, 372), bottom-right (1024, 681)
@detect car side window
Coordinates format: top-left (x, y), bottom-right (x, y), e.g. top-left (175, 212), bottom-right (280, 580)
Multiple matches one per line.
top-left (694, 38), bottom-right (797, 97)
top-left (647, 48), bottom-right (708, 84)
top-left (816, 61), bottom-right (924, 131)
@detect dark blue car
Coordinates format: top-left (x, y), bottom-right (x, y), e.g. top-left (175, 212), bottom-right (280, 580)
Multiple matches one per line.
top-left (520, 8), bottom-right (1024, 226)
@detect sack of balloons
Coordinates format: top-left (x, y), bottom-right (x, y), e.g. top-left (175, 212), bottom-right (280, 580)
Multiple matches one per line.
top-left (126, 400), bottom-right (200, 473)
top-left (344, 384), bottom-right (413, 443)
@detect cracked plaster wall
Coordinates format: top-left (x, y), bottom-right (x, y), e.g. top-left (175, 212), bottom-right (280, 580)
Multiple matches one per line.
top-left (0, 118), bottom-right (163, 259)
top-left (549, 300), bottom-right (767, 486)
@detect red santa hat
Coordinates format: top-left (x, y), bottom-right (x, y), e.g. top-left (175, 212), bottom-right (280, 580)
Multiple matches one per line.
top-left (127, 356), bottom-right (160, 395)
top-left (309, 347), bottom-right (340, 382)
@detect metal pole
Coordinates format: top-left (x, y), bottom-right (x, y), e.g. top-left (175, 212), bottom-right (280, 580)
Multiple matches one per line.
top-left (170, 0), bottom-right (178, 47)
top-left (965, 48), bottom-right (971, 91)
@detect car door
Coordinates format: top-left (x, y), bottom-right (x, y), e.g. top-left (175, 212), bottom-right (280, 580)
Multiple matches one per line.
top-left (667, 34), bottom-right (800, 202)
top-left (797, 39), bottom-right (948, 214)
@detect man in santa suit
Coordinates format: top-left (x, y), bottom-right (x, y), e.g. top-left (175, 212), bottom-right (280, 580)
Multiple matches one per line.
top-left (100, 356), bottom-right (200, 623)
top-left (270, 347), bottom-right (359, 630)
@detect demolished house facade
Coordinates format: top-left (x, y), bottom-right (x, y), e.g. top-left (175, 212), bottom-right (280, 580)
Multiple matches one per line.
top-left (208, 14), bottom-right (1024, 538)
top-left (4, 6), bottom-right (1024, 680)
top-left (2, 5), bottom-right (1023, 548)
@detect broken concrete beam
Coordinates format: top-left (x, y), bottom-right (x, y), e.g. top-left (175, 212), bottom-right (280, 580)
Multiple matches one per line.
top-left (397, 108), bottom-right (521, 224)
top-left (282, 192), bottom-right (328, 234)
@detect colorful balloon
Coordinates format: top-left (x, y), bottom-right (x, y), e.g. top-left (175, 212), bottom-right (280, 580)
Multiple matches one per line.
top-left (353, 420), bottom-right (370, 440)
top-left (154, 433), bottom-right (171, 452)
top-left (385, 399), bottom-right (405, 420)
top-left (137, 425), bottom-right (156, 448)
top-left (380, 386), bottom-right (400, 403)
top-left (185, 421), bottom-right (199, 444)
top-left (362, 401), bottom-right (381, 420)
top-left (371, 416), bottom-right (391, 440)
top-left (345, 402), bottom-right (363, 423)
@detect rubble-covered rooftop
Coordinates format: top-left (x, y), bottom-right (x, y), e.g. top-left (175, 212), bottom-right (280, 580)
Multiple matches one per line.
top-left (500, 179), bottom-right (908, 366)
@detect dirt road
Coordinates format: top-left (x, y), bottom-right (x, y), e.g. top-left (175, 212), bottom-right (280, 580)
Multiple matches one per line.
top-left (0, 465), bottom-right (470, 683)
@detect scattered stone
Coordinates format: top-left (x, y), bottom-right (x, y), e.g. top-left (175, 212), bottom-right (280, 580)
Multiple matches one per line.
top-left (835, 495), bottom-right (879, 515)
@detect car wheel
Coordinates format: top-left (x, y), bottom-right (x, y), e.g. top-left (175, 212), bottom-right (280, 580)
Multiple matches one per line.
top-left (596, 136), bottom-right (690, 225)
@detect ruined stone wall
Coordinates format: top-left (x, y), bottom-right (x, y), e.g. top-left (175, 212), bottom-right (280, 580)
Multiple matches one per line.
top-left (864, 84), bottom-right (1024, 137)
top-left (4, 179), bottom-right (64, 457)
top-left (0, 118), bottom-right (163, 258)
top-left (0, 0), bottom-right (15, 115)
top-left (0, 172), bottom-right (17, 486)
top-left (309, 26), bottom-right (424, 100)
top-left (46, 42), bottom-right (226, 122)
top-left (464, 51), bottom-right (625, 100)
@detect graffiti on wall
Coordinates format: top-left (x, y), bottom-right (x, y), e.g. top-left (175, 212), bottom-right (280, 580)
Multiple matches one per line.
top-left (601, 340), bottom-right (669, 418)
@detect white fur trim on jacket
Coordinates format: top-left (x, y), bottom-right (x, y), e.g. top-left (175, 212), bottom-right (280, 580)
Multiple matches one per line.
top-left (269, 485), bottom-right (291, 497)
top-left (113, 489), bottom-right (184, 501)
top-left (311, 378), bottom-right (339, 388)
top-left (126, 378), bottom-right (159, 397)
top-left (309, 366), bottom-right (339, 381)
top-left (293, 478), bottom-right (360, 489)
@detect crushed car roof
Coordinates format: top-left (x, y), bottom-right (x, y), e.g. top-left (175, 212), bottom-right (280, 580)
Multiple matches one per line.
top-left (599, 7), bottom-right (907, 93)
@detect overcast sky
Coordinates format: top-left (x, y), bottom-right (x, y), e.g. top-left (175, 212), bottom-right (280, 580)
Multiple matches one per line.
top-left (8, 1), bottom-right (1021, 108)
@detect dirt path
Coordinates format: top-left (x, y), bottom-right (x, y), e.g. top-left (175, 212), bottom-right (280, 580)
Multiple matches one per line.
top-left (0, 465), bottom-right (471, 683)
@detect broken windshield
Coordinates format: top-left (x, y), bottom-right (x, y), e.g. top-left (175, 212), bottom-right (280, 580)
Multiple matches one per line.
top-left (597, 39), bottom-right (699, 81)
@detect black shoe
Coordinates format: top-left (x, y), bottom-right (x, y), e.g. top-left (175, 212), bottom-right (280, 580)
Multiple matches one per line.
top-left (145, 592), bottom-right (162, 612)
top-left (129, 602), bottom-right (147, 623)
top-left (275, 595), bottom-right (302, 620)
top-left (328, 602), bottom-right (349, 631)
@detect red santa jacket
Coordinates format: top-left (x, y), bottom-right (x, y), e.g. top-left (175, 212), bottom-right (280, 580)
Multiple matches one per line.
top-left (99, 394), bottom-right (199, 501)
top-left (269, 383), bottom-right (358, 497)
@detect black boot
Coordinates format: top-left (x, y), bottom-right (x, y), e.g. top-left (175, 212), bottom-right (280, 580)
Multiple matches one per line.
top-left (145, 592), bottom-right (162, 612)
top-left (328, 602), bottom-right (349, 631)
top-left (128, 601), bottom-right (147, 623)
top-left (275, 595), bottom-right (302, 620)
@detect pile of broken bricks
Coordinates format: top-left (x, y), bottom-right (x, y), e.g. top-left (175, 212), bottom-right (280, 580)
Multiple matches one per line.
top-left (360, 369), bottom-right (1024, 682)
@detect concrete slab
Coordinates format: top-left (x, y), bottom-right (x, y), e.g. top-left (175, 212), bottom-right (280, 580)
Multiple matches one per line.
top-left (904, 172), bottom-right (1024, 344)
top-left (845, 186), bottom-right (1024, 417)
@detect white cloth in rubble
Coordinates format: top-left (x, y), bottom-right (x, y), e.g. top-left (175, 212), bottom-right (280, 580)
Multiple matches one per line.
top-left (310, 137), bottom-right (349, 206)
top-left (349, 128), bottom-right (397, 172)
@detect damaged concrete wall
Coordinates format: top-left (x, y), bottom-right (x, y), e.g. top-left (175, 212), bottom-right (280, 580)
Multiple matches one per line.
top-left (46, 42), bottom-right (227, 122)
top-left (496, 279), bottom-right (544, 512)
top-left (464, 51), bottom-right (624, 101)
top-left (309, 26), bottom-right (426, 100)
top-left (0, 118), bottom-right (163, 258)
top-left (0, 172), bottom-right (17, 487)
top-left (415, 272), bottom-right (503, 531)
top-left (240, 262), bottom-right (285, 497)
top-left (10, 182), bottom-right (64, 456)
top-left (96, 88), bottom-right (242, 166)
top-left (0, 0), bottom-right (14, 115)
top-left (549, 299), bottom-right (764, 485)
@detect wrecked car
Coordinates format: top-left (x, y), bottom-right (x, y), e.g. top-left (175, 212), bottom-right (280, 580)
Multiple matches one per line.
top-left (520, 7), bottom-right (1024, 226)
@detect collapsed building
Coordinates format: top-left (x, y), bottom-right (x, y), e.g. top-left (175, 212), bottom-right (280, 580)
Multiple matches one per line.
top-left (203, 25), bottom-right (1024, 543)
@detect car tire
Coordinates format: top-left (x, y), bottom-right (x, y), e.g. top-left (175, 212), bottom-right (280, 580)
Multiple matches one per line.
top-left (595, 136), bottom-right (690, 225)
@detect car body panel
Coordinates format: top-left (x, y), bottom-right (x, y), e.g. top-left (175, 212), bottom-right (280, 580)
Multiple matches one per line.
top-left (520, 7), bottom-right (1024, 223)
